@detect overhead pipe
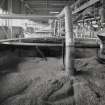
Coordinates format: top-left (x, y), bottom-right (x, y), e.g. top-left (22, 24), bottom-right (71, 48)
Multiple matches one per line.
top-left (0, 14), bottom-right (56, 20)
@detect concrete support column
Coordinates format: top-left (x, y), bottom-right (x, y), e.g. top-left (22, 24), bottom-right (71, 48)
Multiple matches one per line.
top-left (64, 6), bottom-right (75, 76)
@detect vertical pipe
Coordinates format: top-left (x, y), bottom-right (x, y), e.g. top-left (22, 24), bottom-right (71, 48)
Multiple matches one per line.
top-left (58, 20), bottom-right (59, 36)
top-left (21, 1), bottom-right (25, 14)
top-left (59, 19), bottom-right (61, 36)
top-left (53, 20), bottom-right (56, 36)
top-left (8, 0), bottom-right (12, 13)
top-left (64, 6), bottom-right (75, 76)
top-left (52, 19), bottom-right (55, 36)
top-left (54, 20), bottom-right (57, 36)
top-left (56, 20), bottom-right (58, 36)
top-left (8, 0), bottom-right (12, 39)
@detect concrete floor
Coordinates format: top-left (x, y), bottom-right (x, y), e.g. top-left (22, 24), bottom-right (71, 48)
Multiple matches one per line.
top-left (0, 53), bottom-right (105, 105)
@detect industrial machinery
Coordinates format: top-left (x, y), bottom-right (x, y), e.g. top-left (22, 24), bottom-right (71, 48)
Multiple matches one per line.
top-left (97, 34), bottom-right (105, 63)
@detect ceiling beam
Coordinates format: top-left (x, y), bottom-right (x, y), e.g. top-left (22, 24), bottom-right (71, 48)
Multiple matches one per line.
top-left (72, 0), bottom-right (100, 14)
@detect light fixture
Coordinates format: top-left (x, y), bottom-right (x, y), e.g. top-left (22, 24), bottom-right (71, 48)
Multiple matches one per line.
top-left (49, 11), bottom-right (59, 14)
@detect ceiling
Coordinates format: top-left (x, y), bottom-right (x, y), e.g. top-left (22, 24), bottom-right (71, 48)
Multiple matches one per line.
top-left (0, 0), bottom-right (75, 24)
top-left (24, 0), bottom-right (74, 15)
